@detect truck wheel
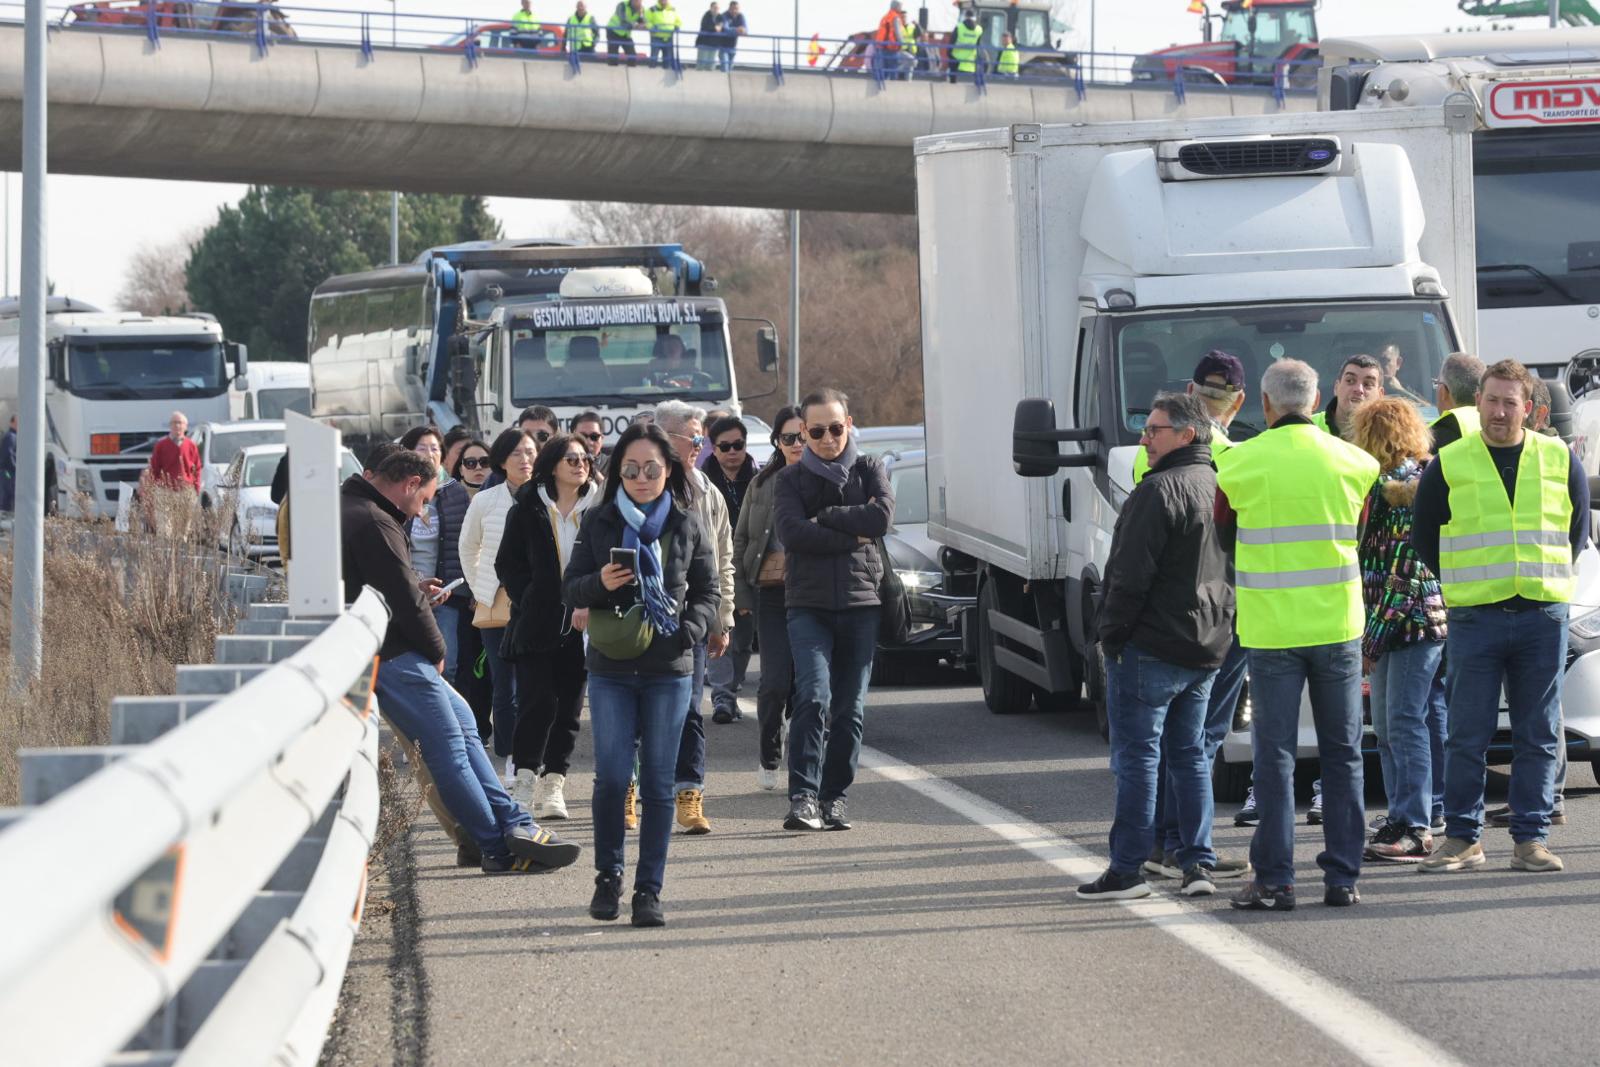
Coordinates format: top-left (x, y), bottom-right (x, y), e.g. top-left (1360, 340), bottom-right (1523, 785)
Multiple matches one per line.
top-left (977, 579), bottom-right (1033, 715)
top-left (1213, 757), bottom-right (1252, 804)
top-left (1087, 641), bottom-right (1109, 741)
top-left (871, 652), bottom-right (908, 687)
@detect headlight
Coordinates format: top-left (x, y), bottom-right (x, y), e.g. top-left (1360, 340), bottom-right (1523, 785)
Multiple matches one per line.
top-left (246, 506), bottom-right (277, 522)
top-left (75, 469), bottom-right (93, 492)
top-left (896, 569), bottom-right (942, 592)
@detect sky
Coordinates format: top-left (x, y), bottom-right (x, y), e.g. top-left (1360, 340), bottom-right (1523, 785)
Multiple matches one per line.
top-left (0, 0), bottom-right (1561, 308)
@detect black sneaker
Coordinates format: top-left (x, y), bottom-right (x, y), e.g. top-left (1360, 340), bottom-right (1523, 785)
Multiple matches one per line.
top-left (590, 873), bottom-right (623, 921)
top-left (631, 890), bottom-right (666, 928)
top-left (1430, 815), bottom-right (1447, 835)
top-left (502, 824), bottom-right (581, 871)
top-left (1324, 884), bottom-right (1360, 907)
top-left (1488, 803), bottom-right (1566, 827)
top-left (1234, 787), bottom-right (1259, 827)
top-left (711, 703), bottom-right (736, 725)
top-left (1180, 866), bottom-right (1217, 897)
top-left (1307, 790), bottom-right (1323, 826)
top-left (784, 795), bottom-right (824, 831)
top-left (1229, 881), bottom-right (1296, 911)
top-left (455, 840), bottom-right (482, 868)
top-left (1365, 823), bottom-right (1432, 863)
top-left (821, 798), bottom-right (852, 831)
top-left (1142, 850), bottom-right (1182, 879)
top-left (1074, 868), bottom-right (1151, 901)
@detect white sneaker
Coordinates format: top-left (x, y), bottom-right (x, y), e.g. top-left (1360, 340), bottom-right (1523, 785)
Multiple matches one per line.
top-left (535, 773), bottom-right (569, 820)
top-left (504, 754), bottom-right (516, 785)
top-left (511, 768), bottom-right (537, 809)
top-left (756, 764), bottom-right (781, 791)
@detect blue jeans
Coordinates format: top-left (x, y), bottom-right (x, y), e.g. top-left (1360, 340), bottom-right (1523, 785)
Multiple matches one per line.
top-left (481, 625), bottom-right (516, 759)
top-left (1443, 603), bottom-right (1567, 843)
top-left (375, 652), bottom-right (531, 862)
top-left (1158, 636), bottom-right (1245, 852)
top-left (1107, 644), bottom-right (1217, 874)
top-left (590, 671), bottom-right (693, 895)
top-left (434, 602), bottom-right (461, 680)
top-left (717, 46), bottom-right (735, 71)
top-left (787, 606), bottom-right (880, 801)
top-left (674, 641), bottom-right (708, 791)
top-left (649, 38), bottom-right (675, 67)
top-left (1368, 640), bottom-right (1444, 830)
top-left (1246, 640), bottom-right (1365, 889)
top-left (1427, 664), bottom-right (1447, 823)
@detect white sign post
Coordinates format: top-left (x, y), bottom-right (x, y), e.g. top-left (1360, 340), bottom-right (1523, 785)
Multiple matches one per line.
top-left (284, 412), bottom-right (344, 618)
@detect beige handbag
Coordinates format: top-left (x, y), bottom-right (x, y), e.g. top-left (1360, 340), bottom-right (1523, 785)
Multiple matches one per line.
top-left (757, 550), bottom-right (787, 587)
top-left (472, 588), bottom-right (512, 629)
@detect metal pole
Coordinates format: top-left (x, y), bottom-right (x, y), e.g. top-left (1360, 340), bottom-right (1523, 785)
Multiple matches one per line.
top-left (793, 0), bottom-right (798, 71)
top-left (1551, 0), bottom-right (1561, 26)
top-left (787, 210), bottom-right (800, 406)
top-left (1088, 0), bottom-right (1095, 81)
top-left (3, 172), bottom-right (9, 296)
top-left (13, 0), bottom-right (47, 688)
top-left (390, 3), bottom-right (399, 266)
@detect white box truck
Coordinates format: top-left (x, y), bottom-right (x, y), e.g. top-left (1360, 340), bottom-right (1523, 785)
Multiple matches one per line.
top-left (915, 105), bottom-right (1600, 795)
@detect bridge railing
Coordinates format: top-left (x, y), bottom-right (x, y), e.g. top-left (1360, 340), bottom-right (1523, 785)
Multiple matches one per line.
top-left (0, 582), bottom-right (391, 1067)
top-left (0, 1), bottom-right (1320, 100)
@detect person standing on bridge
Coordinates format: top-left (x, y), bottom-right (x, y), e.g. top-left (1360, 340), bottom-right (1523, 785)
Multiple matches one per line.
top-left (568, 0), bottom-right (598, 55)
top-left (1215, 359), bottom-right (1377, 911)
top-left (606, 0), bottom-right (647, 63)
top-left (996, 31), bottom-right (1020, 78)
top-left (718, 0), bottom-right (745, 72)
top-left (873, 1), bottom-right (908, 80)
top-left (948, 6), bottom-right (982, 83)
top-left (695, 1), bottom-right (724, 70)
top-left (563, 422), bottom-right (720, 927)
top-left (645, 0), bottom-right (681, 68)
top-left (344, 448), bottom-right (581, 875)
top-left (511, 0), bottom-right (540, 48)
top-left (774, 388), bottom-right (894, 833)
top-left (1411, 359), bottom-right (1586, 875)
top-left (1076, 393), bottom-right (1235, 901)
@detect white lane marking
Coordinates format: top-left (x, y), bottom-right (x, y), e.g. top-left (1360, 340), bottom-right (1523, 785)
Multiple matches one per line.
top-left (860, 746), bottom-right (1465, 1067)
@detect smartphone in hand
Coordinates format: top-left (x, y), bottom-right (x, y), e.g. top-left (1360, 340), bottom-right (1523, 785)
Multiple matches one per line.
top-left (610, 547), bottom-right (639, 578)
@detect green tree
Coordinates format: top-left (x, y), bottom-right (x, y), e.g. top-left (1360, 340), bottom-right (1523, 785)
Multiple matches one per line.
top-left (185, 187), bottom-right (501, 362)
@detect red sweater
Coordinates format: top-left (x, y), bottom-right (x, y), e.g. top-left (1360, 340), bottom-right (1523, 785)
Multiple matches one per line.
top-left (147, 435), bottom-right (202, 492)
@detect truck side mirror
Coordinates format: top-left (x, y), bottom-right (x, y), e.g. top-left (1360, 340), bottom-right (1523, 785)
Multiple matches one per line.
top-left (757, 327), bottom-right (780, 373)
top-left (227, 341), bottom-right (249, 388)
top-left (1013, 397), bottom-right (1098, 476)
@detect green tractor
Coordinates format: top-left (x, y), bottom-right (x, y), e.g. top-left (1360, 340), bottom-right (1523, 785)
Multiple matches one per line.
top-left (1457, 0), bottom-right (1600, 26)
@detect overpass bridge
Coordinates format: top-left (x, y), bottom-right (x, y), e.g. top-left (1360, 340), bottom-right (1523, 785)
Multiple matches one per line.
top-left (0, 10), bottom-right (1316, 214)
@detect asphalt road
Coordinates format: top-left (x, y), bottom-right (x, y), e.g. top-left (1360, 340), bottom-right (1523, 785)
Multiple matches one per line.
top-left (323, 655), bottom-right (1600, 1067)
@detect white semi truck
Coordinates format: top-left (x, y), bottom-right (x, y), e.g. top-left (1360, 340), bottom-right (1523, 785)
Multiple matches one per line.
top-left (914, 105), bottom-right (1600, 792)
top-left (0, 296), bottom-right (244, 517)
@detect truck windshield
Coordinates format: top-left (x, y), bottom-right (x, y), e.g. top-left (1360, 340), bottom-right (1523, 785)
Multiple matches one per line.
top-left (1475, 130), bottom-right (1600, 310)
top-left (1110, 301), bottom-right (1455, 440)
top-left (256, 388), bottom-right (311, 419)
top-left (68, 340), bottom-right (226, 400)
top-left (1219, 8), bottom-right (1313, 55)
top-left (508, 322), bottom-right (732, 405)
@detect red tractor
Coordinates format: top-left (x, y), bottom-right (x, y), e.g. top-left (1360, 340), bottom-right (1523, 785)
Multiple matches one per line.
top-left (826, 1), bottom-right (1076, 80)
top-left (1131, 0), bottom-right (1319, 89)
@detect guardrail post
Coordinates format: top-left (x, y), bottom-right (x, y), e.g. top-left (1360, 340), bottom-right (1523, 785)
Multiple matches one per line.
top-left (145, 0), bottom-right (160, 48)
top-left (253, 2), bottom-right (269, 58)
top-left (464, 20), bottom-right (480, 68)
top-left (1174, 63), bottom-right (1187, 104)
top-left (360, 13), bottom-right (374, 61)
top-left (1073, 59), bottom-right (1086, 101)
top-left (771, 46), bottom-right (784, 84)
top-left (285, 412), bottom-right (344, 619)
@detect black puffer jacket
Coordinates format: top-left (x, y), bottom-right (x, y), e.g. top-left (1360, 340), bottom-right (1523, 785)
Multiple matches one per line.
top-left (340, 475), bottom-right (446, 664)
top-left (496, 483), bottom-right (569, 659)
top-left (1098, 443), bottom-right (1234, 670)
top-left (773, 452), bottom-right (894, 611)
top-left (562, 496), bottom-right (720, 676)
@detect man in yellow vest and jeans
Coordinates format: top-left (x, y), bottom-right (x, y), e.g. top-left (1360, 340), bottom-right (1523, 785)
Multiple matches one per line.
top-left (1410, 359), bottom-right (1588, 874)
top-left (948, 7), bottom-right (983, 83)
top-left (645, 0), bottom-right (681, 68)
top-left (1215, 359), bottom-right (1378, 910)
top-left (568, 1), bottom-right (598, 54)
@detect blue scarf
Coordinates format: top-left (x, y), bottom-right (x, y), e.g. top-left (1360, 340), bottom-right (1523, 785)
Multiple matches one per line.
top-left (615, 489), bottom-right (679, 637)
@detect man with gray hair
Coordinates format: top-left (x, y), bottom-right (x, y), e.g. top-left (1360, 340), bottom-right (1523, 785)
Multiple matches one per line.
top-left (1077, 393), bottom-right (1236, 900)
top-left (1214, 359), bottom-right (1379, 911)
top-left (655, 399), bottom-right (736, 834)
top-left (1431, 352), bottom-right (1485, 452)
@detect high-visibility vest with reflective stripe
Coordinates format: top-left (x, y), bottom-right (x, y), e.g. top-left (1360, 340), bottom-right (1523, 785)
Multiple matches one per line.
top-left (1432, 405), bottom-right (1481, 439)
top-left (1436, 430), bottom-right (1574, 606)
top-left (1214, 423), bottom-right (1378, 649)
top-left (997, 43), bottom-right (1019, 74)
top-left (608, 2), bottom-right (638, 31)
top-left (645, 3), bottom-right (679, 40)
top-left (1132, 425), bottom-right (1231, 484)
top-left (900, 21), bottom-right (918, 55)
top-left (569, 12), bottom-right (596, 46)
top-left (512, 8), bottom-right (538, 32)
top-left (952, 23), bottom-right (982, 71)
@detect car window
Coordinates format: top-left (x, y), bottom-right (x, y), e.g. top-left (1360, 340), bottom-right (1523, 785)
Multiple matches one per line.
top-left (209, 428), bottom-right (285, 467)
top-left (890, 464), bottom-right (929, 525)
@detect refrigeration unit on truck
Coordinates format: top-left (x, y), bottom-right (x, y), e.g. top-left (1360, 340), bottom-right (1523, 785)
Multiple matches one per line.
top-left (1320, 26), bottom-right (1600, 440)
top-left (0, 296), bottom-right (245, 518)
top-left (308, 241), bottom-right (778, 456)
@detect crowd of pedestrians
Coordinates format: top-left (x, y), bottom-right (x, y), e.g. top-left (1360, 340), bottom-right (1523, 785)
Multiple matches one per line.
top-left (338, 390), bottom-right (893, 927)
top-left (1079, 348), bottom-right (1587, 910)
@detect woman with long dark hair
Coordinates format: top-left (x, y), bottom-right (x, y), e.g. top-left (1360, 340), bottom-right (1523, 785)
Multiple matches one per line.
top-left (450, 438), bottom-right (495, 739)
top-left (731, 405), bottom-right (805, 789)
top-left (496, 432), bottom-right (599, 819)
top-left (563, 422), bottom-right (718, 928)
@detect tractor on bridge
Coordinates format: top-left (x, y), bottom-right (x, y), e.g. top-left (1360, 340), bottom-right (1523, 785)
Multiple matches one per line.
top-left (827, 0), bottom-right (1076, 81)
top-left (1130, 0), bottom-right (1319, 89)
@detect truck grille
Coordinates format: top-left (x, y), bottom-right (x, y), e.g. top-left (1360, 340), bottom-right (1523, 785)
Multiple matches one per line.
top-left (1177, 138), bottom-right (1340, 176)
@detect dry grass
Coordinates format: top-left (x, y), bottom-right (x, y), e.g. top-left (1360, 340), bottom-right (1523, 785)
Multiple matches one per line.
top-left (0, 516), bottom-right (237, 806)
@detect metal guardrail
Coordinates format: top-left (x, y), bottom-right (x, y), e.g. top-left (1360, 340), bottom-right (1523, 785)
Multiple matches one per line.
top-left (0, 584), bottom-right (392, 1067)
top-left (0, 0), bottom-right (1321, 100)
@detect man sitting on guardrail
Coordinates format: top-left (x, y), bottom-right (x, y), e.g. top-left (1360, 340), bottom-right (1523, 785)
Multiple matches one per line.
top-left (342, 448), bottom-right (582, 875)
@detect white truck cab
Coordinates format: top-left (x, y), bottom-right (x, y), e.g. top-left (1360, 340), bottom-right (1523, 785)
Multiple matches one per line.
top-left (230, 361), bottom-right (309, 421)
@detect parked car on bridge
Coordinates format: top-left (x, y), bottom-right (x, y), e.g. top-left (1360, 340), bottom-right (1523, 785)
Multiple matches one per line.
top-left (434, 20), bottom-right (567, 56)
top-left (219, 443), bottom-right (362, 560)
top-left (193, 420), bottom-right (285, 511)
top-left (64, 1), bottom-right (297, 39)
top-left (856, 424), bottom-right (924, 460)
top-left (874, 449), bottom-right (972, 685)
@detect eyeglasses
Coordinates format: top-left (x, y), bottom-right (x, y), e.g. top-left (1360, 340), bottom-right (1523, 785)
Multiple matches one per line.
top-left (579, 432), bottom-right (604, 443)
top-left (715, 439), bottom-right (746, 453)
top-left (670, 431), bottom-right (706, 449)
top-left (459, 456), bottom-right (490, 470)
top-left (620, 460), bottom-right (665, 481)
top-left (531, 430), bottom-right (553, 444)
top-left (562, 453), bottom-right (592, 468)
top-left (1139, 421), bottom-right (1178, 440)
top-left (778, 432), bottom-right (803, 446)
top-left (806, 423), bottom-right (847, 441)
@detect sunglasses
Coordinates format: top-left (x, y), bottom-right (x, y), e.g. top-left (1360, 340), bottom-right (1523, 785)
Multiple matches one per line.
top-left (620, 460), bottom-right (665, 481)
top-left (459, 456), bottom-right (490, 470)
top-left (562, 453), bottom-right (592, 468)
top-left (531, 430), bottom-right (553, 444)
top-left (778, 432), bottom-right (803, 447)
top-left (671, 431), bottom-right (706, 449)
top-left (806, 423), bottom-right (847, 441)
top-left (579, 431), bottom-right (604, 443)
top-left (715, 440), bottom-right (746, 453)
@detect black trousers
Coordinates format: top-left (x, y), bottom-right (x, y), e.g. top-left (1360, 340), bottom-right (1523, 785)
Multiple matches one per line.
top-left (606, 30), bottom-right (637, 63)
top-left (511, 628), bottom-right (588, 777)
top-left (455, 606), bottom-right (494, 743)
top-left (756, 584), bottom-right (795, 769)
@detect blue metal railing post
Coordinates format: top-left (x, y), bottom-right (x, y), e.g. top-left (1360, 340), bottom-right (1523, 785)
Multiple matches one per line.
top-left (1073, 56), bottom-right (1086, 100)
top-left (360, 13), bottom-right (373, 61)
top-left (771, 41), bottom-right (784, 84)
top-left (973, 51), bottom-right (987, 95)
top-left (463, 20), bottom-right (479, 68)
top-left (567, 20), bottom-right (581, 73)
top-left (145, 0), bottom-right (159, 48)
top-left (253, 2), bottom-right (269, 57)
top-left (1174, 63), bottom-right (1187, 104)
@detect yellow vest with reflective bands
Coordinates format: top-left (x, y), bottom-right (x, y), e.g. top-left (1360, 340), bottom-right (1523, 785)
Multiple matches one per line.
top-left (952, 23), bottom-right (982, 70)
top-left (569, 11), bottom-right (596, 47)
top-left (512, 8), bottom-right (537, 32)
top-left (1436, 430), bottom-right (1574, 606)
top-left (1432, 405), bottom-right (1481, 439)
top-left (645, 2), bottom-right (679, 40)
top-left (998, 43), bottom-right (1019, 74)
top-left (1214, 423), bottom-right (1378, 649)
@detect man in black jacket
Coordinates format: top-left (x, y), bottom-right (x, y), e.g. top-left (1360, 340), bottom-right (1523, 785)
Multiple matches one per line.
top-left (344, 450), bottom-right (580, 875)
top-left (773, 388), bottom-right (894, 832)
top-left (1076, 393), bottom-right (1235, 901)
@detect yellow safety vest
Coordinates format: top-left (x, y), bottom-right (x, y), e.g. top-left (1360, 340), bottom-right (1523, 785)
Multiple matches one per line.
top-left (1214, 422), bottom-right (1378, 649)
top-left (900, 21), bottom-right (918, 56)
top-left (952, 23), bottom-right (982, 71)
top-left (1436, 430), bottom-right (1574, 606)
top-left (997, 43), bottom-right (1019, 75)
top-left (644, 3), bottom-right (679, 41)
top-left (568, 12), bottom-right (597, 47)
top-left (512, 8), bottom-right (538, 32)
top-left (608, 2), bottom-right (638, 32)
top-left (1133, 426), bottom-right (1231, 484)
top-left (1431, 405), bottom-right (1481, 439)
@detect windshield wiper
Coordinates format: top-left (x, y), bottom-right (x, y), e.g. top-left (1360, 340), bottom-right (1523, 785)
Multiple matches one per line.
top-left (76, 385), bottom-right (141, 399)
top-left (1478, 264), bottom-right (1579, 303)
